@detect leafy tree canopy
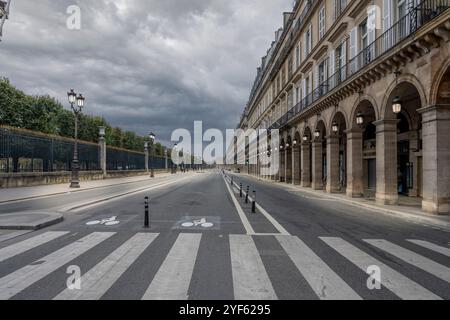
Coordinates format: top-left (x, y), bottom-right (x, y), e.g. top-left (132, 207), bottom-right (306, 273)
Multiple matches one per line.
top-left (0, 78), bottom-right (168, 155)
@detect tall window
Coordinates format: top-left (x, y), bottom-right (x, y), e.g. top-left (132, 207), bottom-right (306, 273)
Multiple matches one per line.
top-left (304, 24), bottom-right (312, 56)
top-left (295, 44), bottom-right (301, 68)
top-left (318, 60), bottom-right (327, 95)
top-left (334, 0), bottom-right (347, 21)
top-left (319, 5), bottom-right (326, 40)
top-left (336, 42), bottom-right (346, 82)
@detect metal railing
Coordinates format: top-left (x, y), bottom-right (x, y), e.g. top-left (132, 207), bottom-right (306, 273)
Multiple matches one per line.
top-left (0, 127), bottom-right (172, 173)
top-left (269, 0), bottom-right (449, 130)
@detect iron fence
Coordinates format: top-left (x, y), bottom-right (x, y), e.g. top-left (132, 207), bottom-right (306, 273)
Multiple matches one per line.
top-left (0, 127), bottom-right (171, 173)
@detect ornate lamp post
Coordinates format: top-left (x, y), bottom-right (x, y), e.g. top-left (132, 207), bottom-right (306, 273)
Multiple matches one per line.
top-left (68, 89), bottom-right (85, 188)
top-left (149, 132), bottom-right (156, 178)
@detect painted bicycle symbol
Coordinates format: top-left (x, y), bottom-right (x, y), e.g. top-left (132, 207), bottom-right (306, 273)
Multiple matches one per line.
top-left (86, 216), bottom-right (120, 226)
top-left (181, 218), bottom-right (214, 228)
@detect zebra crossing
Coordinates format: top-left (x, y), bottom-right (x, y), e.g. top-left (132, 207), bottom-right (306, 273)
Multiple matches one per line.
top-left (0, 230), bottom-right (448, 300)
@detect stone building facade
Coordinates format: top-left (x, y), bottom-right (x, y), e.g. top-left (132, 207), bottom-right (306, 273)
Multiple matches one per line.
top-left (236, 0), bottom-right (450, 215)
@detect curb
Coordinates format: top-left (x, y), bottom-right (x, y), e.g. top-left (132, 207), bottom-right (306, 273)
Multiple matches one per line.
top-left (0, 212), bottom-right (64, 230)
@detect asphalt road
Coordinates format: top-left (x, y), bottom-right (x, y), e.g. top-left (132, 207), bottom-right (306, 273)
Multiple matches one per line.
top-left (0, 170), bottom-right (448, 300)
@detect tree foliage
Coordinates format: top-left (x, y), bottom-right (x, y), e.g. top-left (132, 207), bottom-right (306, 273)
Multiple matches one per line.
top-left (0, 78), bottom-right (166, 155)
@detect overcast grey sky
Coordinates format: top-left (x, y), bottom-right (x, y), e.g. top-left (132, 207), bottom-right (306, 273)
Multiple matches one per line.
top-left (0, 0), bottom-right (292, 146)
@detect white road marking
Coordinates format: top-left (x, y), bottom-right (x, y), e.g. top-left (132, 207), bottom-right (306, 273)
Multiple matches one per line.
top-left (276, 235), bottom-right (361, 300)
top-left (229, 234), bottom-right (277, 300)
top-left (54, 233), bottom-right (158, 300)
top-left (228, 174), bottom-right (290, 236)
top-left (320, 237), bottom-right (441, 300)
top-left (142, 233), bottom-right (201, 300)
top-left (65, 175), bottom-right (193, 213)
top-left (407, 240), bottom-right (450, 257)
top-left (0, 231), bottom-right (69, 263)
top-left (364, 239), bottom-right (450, 283)
top-left (221, 174), bottom-right (255, 235)
top-left (0, 232), bottom-right (115, 300)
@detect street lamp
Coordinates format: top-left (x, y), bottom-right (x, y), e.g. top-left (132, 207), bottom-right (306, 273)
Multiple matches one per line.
top-left (356, 112), bottom-right (364, 126)
top-left (303, 134), bottom-right (308, 142)
top-left (314, 129), bottom-right (320, 139)
top-left (149, 131), bottom-right (156, 178)
top-left (392, 96), bottom-right (402, 114)
top-left (332, 121), bottom-right (339, 133)
top-left (68, 89), bottom-right (85, 188)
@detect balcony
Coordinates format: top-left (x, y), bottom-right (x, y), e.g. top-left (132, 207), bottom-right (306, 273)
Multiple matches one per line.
top-left (269, 0), bottom-right (450, 131)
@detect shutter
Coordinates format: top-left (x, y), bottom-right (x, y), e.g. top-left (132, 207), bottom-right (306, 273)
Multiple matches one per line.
top-left (349, 26), bottom-right (358, 74)
top-left (302, 79), bottom-right (306, 99)
top-left (382, 0), bottom-right (392, 31)
top-left (308, 24), bottom-right (312, 54)
top-left (368, 6), bottom-right (376, 61)
top-left (303, 33), bottom-right (307, 57)
top-left (329, 50), bottom-right (335, 88)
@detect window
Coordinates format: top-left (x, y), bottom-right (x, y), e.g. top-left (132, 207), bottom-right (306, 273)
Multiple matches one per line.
top-left (304, 24), bottom-right (312, 56)
top-left (334, 0), bottom-right (347, 21)
top-left (318, 60), bottom-right (327, 95)
top-left (295, 44), bottom-right (301, 68)
top-left (319, 5), bottom-right (326, 40)
top-left (336, 42), bottom-right (346, 82)
top-left (295, 86), bottom-right (300, 104)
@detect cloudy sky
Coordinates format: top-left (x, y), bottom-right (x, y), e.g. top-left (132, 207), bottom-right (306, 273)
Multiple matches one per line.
top-left (0, 0), bottom-right (292, 147)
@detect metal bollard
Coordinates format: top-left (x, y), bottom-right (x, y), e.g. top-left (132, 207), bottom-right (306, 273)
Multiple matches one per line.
top-left (144, 196), bottom-right (149, 228)
top-left (239, 183), bottom-right (242, 197)
top-left (245, 186), bottom-right (249, 203)
top-left (252, 191), bottom-right (256, 213)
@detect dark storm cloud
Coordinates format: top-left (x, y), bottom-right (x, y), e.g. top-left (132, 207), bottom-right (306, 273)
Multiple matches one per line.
top-left (0, 0), bottom-right (293, 145)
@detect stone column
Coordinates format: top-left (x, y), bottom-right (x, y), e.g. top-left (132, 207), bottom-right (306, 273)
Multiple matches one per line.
top-left (374, 119), bottom-right (398, 205)
top-left (280, 149), bottom-right (285, 182)
top-left (326, 135), bottom-right (340, 193)
top-left (311, 141), bottom-right (323, 190)
top-left (300, 142), bottom-right (311, 187)
top-left (99, 136), bottom-right (107, 177)
top-left (285, 149), bottom-right (292, 183)
top-left (292, 146), bottom-right (300, 184)
top-left (345, 128), bottom-right (364, 197)
top-left (419, 105), bottom-right (450, 214)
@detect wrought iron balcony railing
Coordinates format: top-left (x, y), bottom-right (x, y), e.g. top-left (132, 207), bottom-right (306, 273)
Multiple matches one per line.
top-left (268, 0), bottom-right (450, 131)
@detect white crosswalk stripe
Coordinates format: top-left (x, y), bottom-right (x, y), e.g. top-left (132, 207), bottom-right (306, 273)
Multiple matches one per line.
top-left (142, 233), bottom-right (201, 300)
top-left (407, 240), bottom-right (450, 257)
top-left (0, 232), bottom-right (115, 300)
top-left (0, 231), bottom-right (69, 263)
top-left (364, 239), bottom-right (450, 283)
top-left (54, 233), bottom-right (158, 300)
top-left (276, 235), bottom-right (361, 300)
top-left (0, 230), bottom-right (448, 300)
top-left (229, 235), bottom-right (277, 300)
top-left (320, 237), bottom-right (442, 300)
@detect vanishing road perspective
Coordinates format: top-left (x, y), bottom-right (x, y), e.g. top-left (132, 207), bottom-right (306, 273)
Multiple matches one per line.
top-left (0, 169), bottom-right (449, 300)
top-left (1, 0), bottom-right (450, 309)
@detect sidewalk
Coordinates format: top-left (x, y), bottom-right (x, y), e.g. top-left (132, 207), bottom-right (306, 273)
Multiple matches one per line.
top-left (0, 171), bottom-right (174, 203)
top-left (236, 173), bottom-right (450, 230)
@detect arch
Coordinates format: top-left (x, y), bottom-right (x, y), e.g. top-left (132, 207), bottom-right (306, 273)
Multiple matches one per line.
top-left (350, 94), bottom-right (379, 126)
top-left (330, 110), bottom-right (348, 134)
top-left (351, 99), bottom-right (378, 129)
top-left (429, 56), bottom-right (450, 105)
top-left (302, 126), bottom-right (312, 141)
top-left (313, 119), bottom-right (327, 140)
top-left (380, 73), bottom-right (428, 119)
top-left (329, 108), bottom-right (349, 133)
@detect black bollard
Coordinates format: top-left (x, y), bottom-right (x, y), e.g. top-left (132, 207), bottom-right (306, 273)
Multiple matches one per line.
top-left (144, 196), bottom-right (149, 228)
top-left (239, 183), bottom-right (242, 197)
top-left (252, 191), bottom-right (256, 213)
top-left (245, 186), bottom-right (249, 203)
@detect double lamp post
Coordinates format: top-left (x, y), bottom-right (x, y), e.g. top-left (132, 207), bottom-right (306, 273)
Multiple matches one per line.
top-left (68, 89), bottom-right (85, 189)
